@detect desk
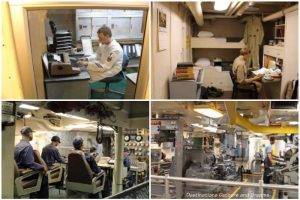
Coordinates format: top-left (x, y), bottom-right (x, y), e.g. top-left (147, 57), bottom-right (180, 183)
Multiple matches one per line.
top-left (169, 69), bottom-right (204, 99)
top-left (261, 77), bottom-right (281, 99)
top-left (44, 71), bottom-right (90, 99)
top-left (126, 73), bottom-right (137, 84)
top-left (126, 73), bottom-right (137, 98)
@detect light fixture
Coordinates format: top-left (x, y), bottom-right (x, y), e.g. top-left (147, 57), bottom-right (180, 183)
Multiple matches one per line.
top-left (191, 123), bottom-right (203, 128)
top-left (65, 124), bottom-right (114, 131)
top-left (288, 121), bottom-right (298, 125)
top-left (57, 113), bottom-right (88, 121)
top-left (214, 0), bottom-right (231, 11)
top-left (194, 104), bottom-right (223, 119)
top-left (19, 104), bottom-right (39, 110)
top-left (24, 113), bottom-right (32, 118)
top-left (100, 126), bottom-right (114, 131)
top-left (203, 125), bottom-right (218, 132)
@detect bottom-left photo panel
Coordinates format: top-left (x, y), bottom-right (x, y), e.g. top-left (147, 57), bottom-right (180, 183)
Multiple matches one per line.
top-left (1, 101), bottom-right (149, 199)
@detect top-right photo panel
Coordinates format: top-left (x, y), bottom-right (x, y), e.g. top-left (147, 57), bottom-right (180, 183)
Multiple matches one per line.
top-left (151, 1), bottom-right (298, 100)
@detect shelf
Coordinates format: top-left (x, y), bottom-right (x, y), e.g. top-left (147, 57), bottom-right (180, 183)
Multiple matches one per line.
top-left (275, 24), bottom-right (285, 27)
top-left (191, 37), bottom-right (244, 49)
top-left (275, 37), bottom-right (284, 39)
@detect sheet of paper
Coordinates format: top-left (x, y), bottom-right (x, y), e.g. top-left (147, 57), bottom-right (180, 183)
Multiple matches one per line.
top-left (158, 31), bottom-right (168, 51)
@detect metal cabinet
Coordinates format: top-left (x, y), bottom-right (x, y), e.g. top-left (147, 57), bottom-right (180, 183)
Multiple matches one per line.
top-left (76, 9), bottom-right (144, 40)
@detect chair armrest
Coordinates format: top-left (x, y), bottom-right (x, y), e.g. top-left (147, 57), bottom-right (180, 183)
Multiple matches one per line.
top-left (92, 171), bottom-right (105, 181)
top-left (17, 170), bottom-right (42, 180)
top-left (249, 82), bottom-right (257, 91)
top-left (15, 170), bottom-right (43, 196)
top-left (19, 168), bottom-right (34, 176)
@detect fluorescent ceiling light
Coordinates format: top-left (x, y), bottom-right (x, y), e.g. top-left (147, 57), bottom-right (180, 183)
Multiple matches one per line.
top-left (19, 104), bottom-right (39, 110)
top-left (214, 0), bottom-right (231, 11)
top-left (100, 126), bottom-right (114, 131)
top-left (203, 126), bottom-right (217, 132)
top-left (65, 124), bottom-right (114, 131)
top-left (191, 123), bottom-right (203, 128)
top-left (24, 114), bottom-right (32, 118)
top-left (57, 113), bottom-right (88, 121)
top-left (194, 107), bottom-right (223, 119)
top-left (288, 121), bottom-right (298, 125)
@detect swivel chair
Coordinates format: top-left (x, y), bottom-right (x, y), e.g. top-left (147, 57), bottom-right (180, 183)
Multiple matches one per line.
top-left (65, 151), bottom-right (106, 195)
top-left (14, 161), bottom-right (43, 197)
top-left (229, 69), bottom-right (258, 99)
top-left (92, 53), bottom-right (129, 99)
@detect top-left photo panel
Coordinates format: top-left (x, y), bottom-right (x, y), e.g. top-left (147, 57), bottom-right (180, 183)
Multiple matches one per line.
top-left (2, 1), bottom-right (150, 99)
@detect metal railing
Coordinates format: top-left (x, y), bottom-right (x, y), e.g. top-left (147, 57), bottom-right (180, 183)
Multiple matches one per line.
top-left (152, 175), bottom-right (298, 199)
top-left (106, 181), bottom-right (149, 199)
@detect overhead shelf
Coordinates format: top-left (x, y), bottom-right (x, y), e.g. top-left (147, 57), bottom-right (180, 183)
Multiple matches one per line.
top-left (191, 37), bottom-right (244, 49)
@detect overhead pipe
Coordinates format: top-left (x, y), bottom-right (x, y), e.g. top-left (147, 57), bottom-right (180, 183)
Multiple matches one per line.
top-left (227, 1), bottom-right (244, 16)
top-left (186, 1), bottom-right (204, 26)
top-left (235, 2), bottom-right (251, 16)
top-left (263, 4), bottom-right (298, 22)
top-left (235, 114), bottom-right (298, 134)
top-left (224, 102), bottom-right (298, 134)
top-left (204, 14), bottom-right (238, 19)
top-left (225, 1), bottom-right (238, 16)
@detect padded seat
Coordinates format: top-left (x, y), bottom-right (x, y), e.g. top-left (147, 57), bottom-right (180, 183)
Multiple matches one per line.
top-left (66, 150), bottom-right (105, 194)
top-left (33, 150), bottom-right (64, 184)
top-left (14, 161), bottom-right (43, 197)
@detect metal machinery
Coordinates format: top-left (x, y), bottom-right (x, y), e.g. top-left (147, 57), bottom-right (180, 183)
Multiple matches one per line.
top-left (272, 148), bottom-right (298, 185)
top-left (251, 152), bottom-right (263, 173)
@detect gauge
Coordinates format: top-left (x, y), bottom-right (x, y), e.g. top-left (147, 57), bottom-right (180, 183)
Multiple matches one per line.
top-left (124, 135), bottom-right (130, 142)
top-left (136, 135), bottom-right (143, 142)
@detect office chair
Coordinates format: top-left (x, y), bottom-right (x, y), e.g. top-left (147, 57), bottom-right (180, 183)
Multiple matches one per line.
top-left (65, 150), bottom-right (106, 195)
top-left (229, 69), bottom-right (258, 99)
top-left (91, 53), bottom-right (129, 99)
top-left (14, 161), bottom-right (43, 197)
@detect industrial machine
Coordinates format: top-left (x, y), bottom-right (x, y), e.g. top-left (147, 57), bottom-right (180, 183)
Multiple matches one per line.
top-left (272, 148), bottom-right (298, 185)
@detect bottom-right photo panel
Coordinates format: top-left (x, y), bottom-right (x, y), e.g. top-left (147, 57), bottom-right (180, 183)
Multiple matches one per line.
top-left (151, 101), bottom-right (298, 199)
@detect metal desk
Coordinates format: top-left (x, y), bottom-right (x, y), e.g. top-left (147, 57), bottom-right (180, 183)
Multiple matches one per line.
top-left (44, 71), bottom-right (90, 99)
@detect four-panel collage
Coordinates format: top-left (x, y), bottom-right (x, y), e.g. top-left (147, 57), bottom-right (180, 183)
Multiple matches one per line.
top-left (1, 0), bottom-right (299, 199)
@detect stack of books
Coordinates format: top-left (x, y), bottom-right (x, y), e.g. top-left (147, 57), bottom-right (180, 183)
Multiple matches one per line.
top-left (175, 62), bottom-right (194, 80)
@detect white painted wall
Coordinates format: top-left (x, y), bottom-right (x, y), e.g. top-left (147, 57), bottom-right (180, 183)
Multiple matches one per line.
top-left (151, 2), bottom-right (192, 99)
top-left (281, 10), bottom-right (298, 98)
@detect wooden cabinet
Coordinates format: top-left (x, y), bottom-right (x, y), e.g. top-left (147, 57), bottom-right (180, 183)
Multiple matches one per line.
top-left (263, 45), bottom-right (284, 60)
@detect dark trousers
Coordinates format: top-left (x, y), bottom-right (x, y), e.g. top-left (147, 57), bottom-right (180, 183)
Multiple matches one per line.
top-left (263, 167), bottom-right (272, 184)
top-left (30, 175), bottom-right (49, 198)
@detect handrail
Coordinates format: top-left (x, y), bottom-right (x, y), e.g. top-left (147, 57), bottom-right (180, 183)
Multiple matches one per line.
top-left (151, 175), bottom-right (298, 199)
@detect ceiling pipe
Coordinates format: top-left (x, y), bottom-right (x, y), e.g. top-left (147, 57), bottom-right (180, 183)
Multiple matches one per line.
top-left (235, 2), bottom-right (252, 16)
top-left (186, 1), bottom-right (204, 26)
top-left (263, 4), bottom-right (298, 22)
top-left (227, 1), bottom-right (243, 16)
top-left (225, 1), bottom-right (238, 16)
top-left (235, 114), bottom-right (298, 134)
top-left (224, 102), bottom-right (298, 134)
top-left (204, 14), bottom-right (238, 19)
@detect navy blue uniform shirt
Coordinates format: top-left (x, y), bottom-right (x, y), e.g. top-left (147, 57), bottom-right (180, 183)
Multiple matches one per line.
top-left (123, 156), bottom-right (131, 171)
top-left (84, 152), bottom-right (101, 174)
top-left (41, 144), bottom-right (65, 166)
top-left (14, 139), bottom-right (44, 170)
